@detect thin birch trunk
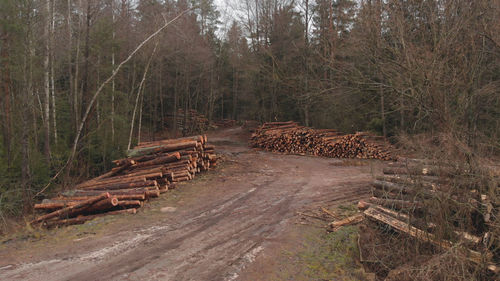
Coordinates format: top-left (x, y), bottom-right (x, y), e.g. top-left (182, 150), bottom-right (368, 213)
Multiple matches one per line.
top-left (111, 0), bottom-right (116, 142)
top-left (137, 86), bottom-right (144, 144)
top-left (127, 41), bottom-right (158, 150)
top-left (36, 9), bottom-right (192, 198)
top-left (44, 0), bottom-right (52, 161)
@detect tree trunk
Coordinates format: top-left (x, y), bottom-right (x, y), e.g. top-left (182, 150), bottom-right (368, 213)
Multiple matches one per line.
top-left (22, 15), bottom-right (34, 211)
top-left (111, 0), bottom-right (116, 142)
top-left (50, 0), bottom-right (57, 145)
top-left (67, 0), bottom-right (74, 136)
top-left (82, 0), bottom-right (91, 135)
top-left (74, 0), bottom-right (82, 134)
top-left (1, 36), bottom-right (12, 166)
top-left (128, 41), bottom-right (158, 150)
top-left (44, 0), bottom-right (52, 162)
top-left (232, 67), bottom-right (238, 120)
top-left (138, 85), bottom-right (144, 144)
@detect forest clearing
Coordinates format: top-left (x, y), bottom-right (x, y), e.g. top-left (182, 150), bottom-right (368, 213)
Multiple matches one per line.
top-left (0, 127), bottom-right (376, 280)
top-left (0, 0), bottom-right (499, 280)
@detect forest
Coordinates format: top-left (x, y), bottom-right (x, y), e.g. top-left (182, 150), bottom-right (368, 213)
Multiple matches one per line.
top-left (0, 0), bottom-right (499, 221)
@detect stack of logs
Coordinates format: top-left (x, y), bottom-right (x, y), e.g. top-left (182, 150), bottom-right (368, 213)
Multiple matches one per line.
top-left (250, 121), bottom-right (393, 160)
top-left (166, 109), bottom-right (210, 134)
top-left (32, 135), bottom-right (218, 228)
top-left (355, 159), bottom-right (498, 273)
top-left (214, 119), bottom-right (237, 128)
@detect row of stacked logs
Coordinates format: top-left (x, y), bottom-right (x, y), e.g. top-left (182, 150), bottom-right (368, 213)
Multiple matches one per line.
top-left (165, 109), bottom-right (210, 134)
top-left (32, 135), bottom-right (218, 228)
top-left (354, 159), bottom-right (498, 273)
top-left (213, 119), bottom-right (237, 128)
top-left (249, 121), bottom-right (393, 160)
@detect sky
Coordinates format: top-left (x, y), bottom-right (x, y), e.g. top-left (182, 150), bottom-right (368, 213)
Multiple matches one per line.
top-left (214, 0), bottom-right (238, 36)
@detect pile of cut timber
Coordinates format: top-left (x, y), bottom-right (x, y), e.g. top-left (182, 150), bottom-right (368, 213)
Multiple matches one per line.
top-left (250, 121), bottom-right (393, 160)
top-left (32, 135), bottom-right (218, 228)
top-left (214, 119), bottom-right (237, 128)
top-left (165, 109), bottom-right (210, 134)
top-left (355, 159), bottom-right (498, 273)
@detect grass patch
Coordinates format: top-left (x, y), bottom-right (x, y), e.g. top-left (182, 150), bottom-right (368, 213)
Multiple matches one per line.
top-left (275, 225), bottom-right (373, 281)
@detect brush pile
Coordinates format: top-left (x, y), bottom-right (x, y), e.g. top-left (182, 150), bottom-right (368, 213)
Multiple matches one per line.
top-left (355, 159), bottom-right (498, 274)
top-left (32, 135), bottom-right (218, 228)
top-left (250, 121), bottom-right (393, 160)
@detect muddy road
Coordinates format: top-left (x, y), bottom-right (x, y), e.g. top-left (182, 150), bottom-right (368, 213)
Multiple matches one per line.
top-left (0, 128), bottom-right (377, 281)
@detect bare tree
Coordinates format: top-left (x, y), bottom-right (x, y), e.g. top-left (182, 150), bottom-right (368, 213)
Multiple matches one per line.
top-left (44, 0), bottom-right (52, 161)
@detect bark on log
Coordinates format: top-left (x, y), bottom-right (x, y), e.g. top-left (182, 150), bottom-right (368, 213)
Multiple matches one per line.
top-left (82, 180), bottom-right (158, 191)
top-left (382, 166), bottom-right (447, 177)
top-left (83, 197), bottom-right (119, 212)
top-left (131, 152), bottom-right (181, 169)
top-left (117, 200), bottom-right (142, 208)
top-left (329, 213), bottom-right (364, 231)
top-left (44, 208), bottom-right (137, 227)
top-left (364, 207), bottom-right (452, 249)
top-left (368, 197), bottom-right (423, 210)
top-left (32, 193), bottom-right (110, 224)
top-left (363, 207), bottom-right (484, 264)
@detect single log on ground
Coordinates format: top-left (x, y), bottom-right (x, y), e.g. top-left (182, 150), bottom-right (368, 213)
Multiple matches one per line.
top-left (329, 213), bottom-right (364, 231)
top-left (372, 180), bottom-right (413, 194)
top-left (382, 166), bottom-right (450, 177)
top-left (368, 197), bottom-right (423, 210)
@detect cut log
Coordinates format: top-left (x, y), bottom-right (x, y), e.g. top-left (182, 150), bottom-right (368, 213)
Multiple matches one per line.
top-left (76, 162), bottom-right (134, 188)
top-left (363, 207), bottom-right (485, 264)
top-left (382, 166), bottom-right (447, 177)
top-left (117, 200), bottom-right (143, 208)
top-left (83, 197), bottom-right (119, 212)
top-left (329, 213), bottom-right (364, 231)
top-left (44, 208), bottom-right (137, 227)
top-left (368, 197), bottom-right (423, 211)
top-left (131, 152), bottom-right (181, 169)
top-left (364, 207), bottom-right (452, 248)
top-left (372, 180), bottom-right (412, 195)
top-left (32, 193), bottom-right (110, 224)
top-left (82, 180), bottom-right (158, 191)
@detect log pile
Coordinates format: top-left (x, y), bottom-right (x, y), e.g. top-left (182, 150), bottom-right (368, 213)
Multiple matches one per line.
top-left (213, 119), bottom-right (237, 128)
top-left (249, 121), bottom-right (393, 160)
top-left (166, 109), bottom-right (210, 134)
top-left (32, 135), bottom-right (218, 228)
top-left (356, 159), bottom-right (498, 273)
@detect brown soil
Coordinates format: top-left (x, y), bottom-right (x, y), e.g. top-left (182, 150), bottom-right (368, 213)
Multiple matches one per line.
top-left (0, 127), bottom-right (381, 281)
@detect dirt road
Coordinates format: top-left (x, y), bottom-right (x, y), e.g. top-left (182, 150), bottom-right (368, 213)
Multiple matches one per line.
top-left (0, 127), bottom-right (376, 281)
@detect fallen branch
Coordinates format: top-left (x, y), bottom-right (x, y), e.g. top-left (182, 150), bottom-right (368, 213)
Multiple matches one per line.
top-left (328, 213), bottom-right (364, 231)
